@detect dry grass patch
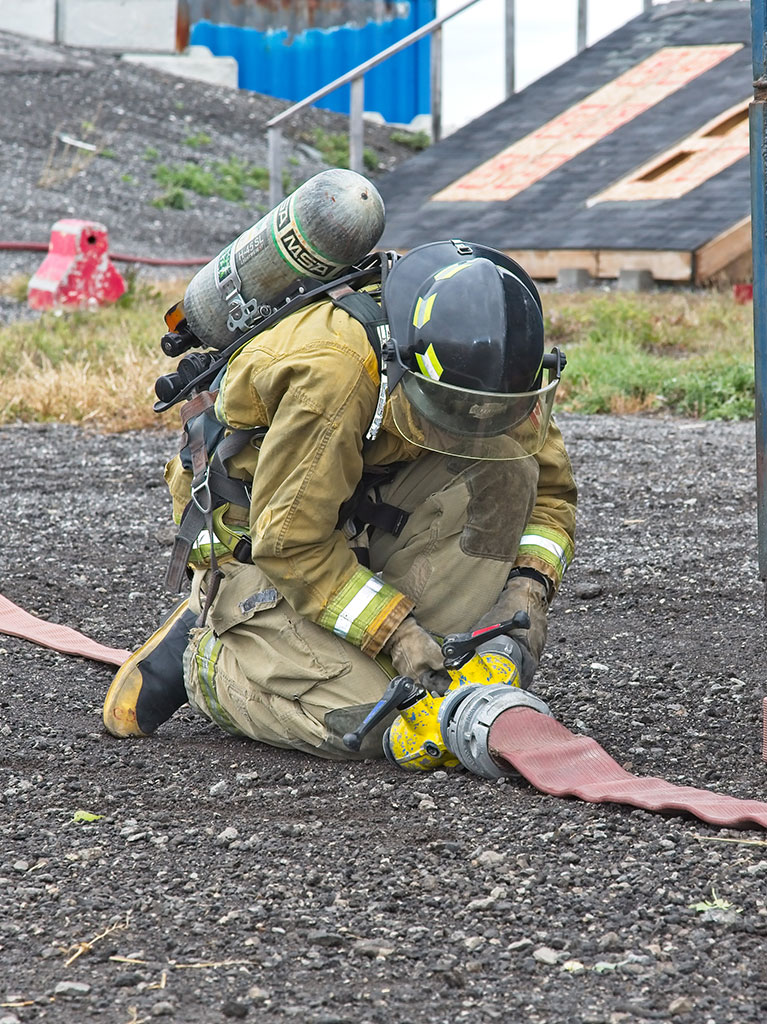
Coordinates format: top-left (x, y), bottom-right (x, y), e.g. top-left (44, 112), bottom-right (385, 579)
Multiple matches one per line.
top-left (0, 282), bottom-right (757, 429)
top-left (0, 277), bottom-right (189, 431)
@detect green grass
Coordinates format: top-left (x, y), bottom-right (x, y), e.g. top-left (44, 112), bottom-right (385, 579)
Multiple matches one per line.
top-left (151, 156), bottom-right (269, 207)
top-left (546, 291), bottom-right (755, 419)
top-left (184, 131), bottom-right (212, 148)
top-left (0, 286), bottom-right (757, 430)
top-left (310, 128), bottom-right (380, 172)
top-left (389, 129), bottom-right (431, 150)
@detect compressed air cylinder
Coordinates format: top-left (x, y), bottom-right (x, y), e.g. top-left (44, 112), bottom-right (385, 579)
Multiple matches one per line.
top-left (183, 168), bottom-right (385, 350)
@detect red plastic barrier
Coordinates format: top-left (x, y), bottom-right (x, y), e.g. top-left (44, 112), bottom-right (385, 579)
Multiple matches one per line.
top-left (733, 283), bottom-right (753, 304)
top-left (27, 219), bottom-right (126, 310)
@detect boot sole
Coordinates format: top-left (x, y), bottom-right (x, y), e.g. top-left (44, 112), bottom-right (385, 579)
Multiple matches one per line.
top-left (102, 599), bottom-right (191, 738)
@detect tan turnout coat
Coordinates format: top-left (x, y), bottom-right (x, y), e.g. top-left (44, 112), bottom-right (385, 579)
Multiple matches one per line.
top-left (164, 298), bottom-right (577, 658)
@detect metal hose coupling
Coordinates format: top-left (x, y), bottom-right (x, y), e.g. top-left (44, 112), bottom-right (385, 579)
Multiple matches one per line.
top-left (438, 684), bottom-right (552, 779)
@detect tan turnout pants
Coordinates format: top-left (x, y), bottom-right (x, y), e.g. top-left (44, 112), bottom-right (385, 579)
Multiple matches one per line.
top-left (183, 452), bottom-right (539, 758)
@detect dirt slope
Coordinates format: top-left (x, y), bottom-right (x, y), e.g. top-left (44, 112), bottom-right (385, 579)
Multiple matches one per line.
top-left (0, 28), bottom-right (421, 285)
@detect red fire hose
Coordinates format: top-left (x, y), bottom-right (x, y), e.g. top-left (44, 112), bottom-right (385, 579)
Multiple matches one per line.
top-left (490, 708), bottom-right (767, 830)
top-left (0, 595), bottom-right (129, 666)
top-left (0, 240), bottom-right (209, 267)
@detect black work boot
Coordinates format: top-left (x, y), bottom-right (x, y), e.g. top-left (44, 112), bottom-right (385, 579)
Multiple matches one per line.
top-left (103, 601), bottom-right (196, 737)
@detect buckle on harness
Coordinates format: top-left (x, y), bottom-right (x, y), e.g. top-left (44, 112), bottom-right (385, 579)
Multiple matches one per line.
top-left (191, 467), bottom-right (213, 515)
top-left (233, 536), bottom-right (252, 563)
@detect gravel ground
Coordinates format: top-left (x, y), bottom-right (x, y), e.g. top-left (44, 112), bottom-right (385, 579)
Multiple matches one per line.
top-left (2, 413), bottom-right (767, 1024)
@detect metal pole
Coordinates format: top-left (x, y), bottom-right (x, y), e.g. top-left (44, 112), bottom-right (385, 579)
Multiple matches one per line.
top-left (577, 0), bottom-right (587, 52)
top-left (268, 124), bottom-right (282, 208)
top-left (750, 0), bottom-right (767, 577)
top-left (644, 0), bottom-right (652, 11)
top-left (431, 25), bottom-right (443, 142)
top-left (349, 76), bottom-right (365, 173)
top-left (505, 0), bottom-right (515, 96)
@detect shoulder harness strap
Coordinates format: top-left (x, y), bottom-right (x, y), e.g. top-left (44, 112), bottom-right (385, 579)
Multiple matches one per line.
top-left (165, 401), bottom-right (264, 595)
top-left (328, 286), bottom-right (390, 447)
top-left (167, 275), bottom-right (406, 593)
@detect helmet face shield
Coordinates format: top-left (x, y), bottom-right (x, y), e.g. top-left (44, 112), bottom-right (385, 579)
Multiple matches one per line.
top-left (380, 240), bottom-right (566, 460)
top-left (389, 369), bottom-right (560, 461)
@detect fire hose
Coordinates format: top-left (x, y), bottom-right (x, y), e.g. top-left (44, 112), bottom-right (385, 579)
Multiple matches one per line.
top-left (3, 594), bottom-right (767, 830)
top-left (0, 240), bottom-right (209, 267)
top-left (0, 594), bottom-right (130, 666)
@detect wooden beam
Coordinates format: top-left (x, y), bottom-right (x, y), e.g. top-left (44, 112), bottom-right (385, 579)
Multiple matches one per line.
top-left (596, 249), bottom-right (691, 281)
top-left (694, 216), bottom-right (751, 282)
top-left (501, 248), bottom-right (693, 282)
top-left (499, 250), bottom-right (598, 278)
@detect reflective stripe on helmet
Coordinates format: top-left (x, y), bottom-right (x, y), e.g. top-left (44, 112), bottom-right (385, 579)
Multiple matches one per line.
top-left (415, 342), bottom-right (444, 381)
top-left (412, 293), bottom-right (437, 329)
top-left (434, 260), bottom-right (474, 281)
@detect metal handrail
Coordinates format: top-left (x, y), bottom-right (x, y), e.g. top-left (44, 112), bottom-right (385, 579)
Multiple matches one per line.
top-left (266, 0), bottom-right (658, 206)
top-left (266, 0), bottom-right (484, 207)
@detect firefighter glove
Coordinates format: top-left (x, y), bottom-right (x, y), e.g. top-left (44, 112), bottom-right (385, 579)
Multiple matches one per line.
top-left (384, 615), bottom-right (447, 691)
top-left (473, 569), bottom-right (551, 688)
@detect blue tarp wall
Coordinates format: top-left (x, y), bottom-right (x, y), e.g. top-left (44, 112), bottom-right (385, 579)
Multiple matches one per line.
top-left (190, 0), bottom-right (434, 124)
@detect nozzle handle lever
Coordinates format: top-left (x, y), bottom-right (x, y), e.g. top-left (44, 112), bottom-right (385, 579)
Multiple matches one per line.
top-left (343, 674), bottom-right (424, 752)
top-left (442, 611), bottom-right (531, 669)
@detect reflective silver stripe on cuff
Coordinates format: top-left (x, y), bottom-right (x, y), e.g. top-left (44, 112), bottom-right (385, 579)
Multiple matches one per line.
top-left (334, 577), bottom-right (384, 638)
top-left (519, 533), bottom-right (568, 573)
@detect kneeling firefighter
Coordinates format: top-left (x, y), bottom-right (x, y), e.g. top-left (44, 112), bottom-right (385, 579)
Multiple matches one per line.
top-left (104, 211), bottom-right (577, 758)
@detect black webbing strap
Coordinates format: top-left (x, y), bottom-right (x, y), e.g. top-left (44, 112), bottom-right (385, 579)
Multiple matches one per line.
top-left (165, 414), bottom-right (262, 595)
top-left (329, 289), bottom-right (386, 367)
top-left (354, 494), bottom-right (410, 537)
top-left (335, 463), bottom-right (410, 545)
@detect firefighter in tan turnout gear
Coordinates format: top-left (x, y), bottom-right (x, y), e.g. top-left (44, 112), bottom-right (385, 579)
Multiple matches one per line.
top-left (103, 239), bottom-right (577, 758)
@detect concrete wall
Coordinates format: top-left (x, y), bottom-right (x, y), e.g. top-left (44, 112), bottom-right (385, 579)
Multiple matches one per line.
top-left (60, 0), bottom-right (177, 50)
top-left (179, 0), bottom-right (410, 40)
top-left (0, 0), bottom-right (58, 42)
top-left (0, 0), bottom-right (178, 51)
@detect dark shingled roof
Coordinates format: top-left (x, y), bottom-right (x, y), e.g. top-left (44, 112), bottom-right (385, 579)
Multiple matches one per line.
top-left (378, 0), bottom-right (752, 256)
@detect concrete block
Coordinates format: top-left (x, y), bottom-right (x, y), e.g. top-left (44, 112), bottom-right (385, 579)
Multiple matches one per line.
top-left (618, 268), bottom-right (655, 292)
top-left (59, 0), bottom-right (177, 52)
top-left (121, 46), bottom-right (239, 90)
top-left (557, 267), bottom-right (594, 290)
top-left (0, 0), bottom-right (57, 41)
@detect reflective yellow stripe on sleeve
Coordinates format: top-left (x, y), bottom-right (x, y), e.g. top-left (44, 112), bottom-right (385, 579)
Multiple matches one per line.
top-left (319, 568), bottom-right (405, 649)
top-left (517, 526), bottom-right (574, 585)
